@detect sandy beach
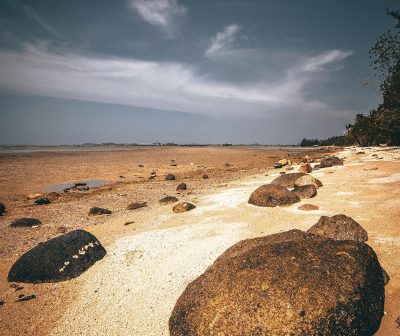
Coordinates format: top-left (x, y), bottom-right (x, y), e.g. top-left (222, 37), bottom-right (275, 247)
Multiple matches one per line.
top-left (0, 146), bottom-right (399, 335)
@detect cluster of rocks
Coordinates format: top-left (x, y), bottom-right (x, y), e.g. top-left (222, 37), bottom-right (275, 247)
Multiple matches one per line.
top-left (64, 182), bottom-right (90, 193)
top-left (249, 172), bottom-right (323, 207)
top-left (170, 215), bottom-right (386, 335)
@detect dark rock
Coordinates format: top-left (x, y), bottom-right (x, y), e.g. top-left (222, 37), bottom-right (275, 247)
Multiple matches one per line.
top-left (159, 196), bottom-right (179, 205)
top-left (293, 184), bottom-right (317, 199)
top-left (298, 204), bottom-right (319, 211)
top-left (248, 185), bottom-right (300, 207)
top-left (165, 174), bottom-right (176, 181)
top-left (270, 172), bottom-right (306, 188)
top-left (307, 214), bottom-right (368, 242)
top-left (149, 176), bottom-right (156, 180)
top-left (34, 197), bottom-right (51, 205)
top-left (88, 207), bottom-right (112, 216)
top-left (202, 174), bottom-right (209, 179)
top-left (395, 316), bottom-right (400, 328)
top-left (74, 182), bottom-right (87, 187)
top-left (173, 202), bottom-right (196, 213)
top-left (77, 186), bottom-right (89, 191)
top-left (382, 267), bottom-right (390, 285)
top-left (313, 164), bottom-right (321, 169)
top-left (138, 164), bottom-right (144, 167)
top-left (127, 202), bottom-right (147, 210)
top-left (294, 175), bottom-right (323, 188)
top-left (176, 183), bottom-right (187, 191)
top-left (16, 294), bottom-right (36, 302)
top-left (0, 300), bottom-right (4, 305)
top-left (273, 162), bottom-right (283, 168)
top-left (124, 221), bottom-right (135, 226)
top-left (0, 202), bottom-right (5, 215)
top-left (169, 230), bottom-right (385, 336)
top-left (8, 229), bottom-right (106, 283)
top-left (10, 218), bottom-right (42, 228)
top-left (320, 156), bottom-right (343, 168)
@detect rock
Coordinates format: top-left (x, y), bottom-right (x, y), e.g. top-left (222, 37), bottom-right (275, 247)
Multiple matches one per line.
top-left (313, 164), bottom-right (321, 170)
top-left (307, 214), bottom-right (368, 242)
top-left (88, 207), bottom-right (112, 216)
top-left (202, 174), bottom-right (209, 179)
top-left (74, 182), bottom-right (87, 187)
top-left (270, 172), bottom-right (306, 188)
top-left (273, 162), bottom-right (283, 169)
top-left (34, 197), bottom-right (51, 205)
top-left (356, 151), bottom-right (365, 155)
top-left (294, 175), bottom-right (323, 189)
top-left (10, 218), bottom-right (42, 228)
top-left (298, 204), bottom-right (319, 211)
top-left (278, 159), bottom-right (288, 166)
top-left (382, 268), bottom-right (390, 285)
top-left (303, 155), bottom-right (313, 163)
top-left (0, 202), bottom-right (5, 215)
top-left (27, 193), bottom-right (43, 200)
top-left (372, 154), bottom-right (378, 157)
top-left (320, 156), bottom-right (343, 168)
top-left (165, 174), bottom-right (176, 181)
top-left (395, 316), bottom-right (400, 328)
top-left (16, 294), bottom-right (36, 302)
top-left (248, 185), bottom-right (300, 207)
top-left (176, 183), bottom-right (187, 191)
top-left (293, 184), bottom-right (317, 199)
top-left (138, 164), bottom-right (144, 167)
top-left (286, 165), bottom-right (294, 171)
top-left (8, 229), bottom-right (106, 283)
top-left (159, 196), bottom-right (179, 205)
top-left (173, 202), bottom-right (196, 213)
top-left (364, 167), bottom-right (378, 171)
top-left (126, 202), bottom-right (147, 210)
top-left (169, 230), bottom-right (385, 336)
top-left (124, 221), bottom-right (135, 226)
top-left (298, 163), bottom-right (312, 173)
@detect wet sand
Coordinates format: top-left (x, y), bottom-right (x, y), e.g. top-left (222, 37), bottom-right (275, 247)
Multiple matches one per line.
top-left (0, 146), bottom-right (399, 335)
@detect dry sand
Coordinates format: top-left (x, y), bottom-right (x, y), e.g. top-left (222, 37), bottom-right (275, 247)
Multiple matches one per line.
top-left (1, 146), bottom-right (400, 335)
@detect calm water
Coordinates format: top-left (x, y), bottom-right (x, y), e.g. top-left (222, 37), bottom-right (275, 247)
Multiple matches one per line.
top-left (45, 179), bottom-right (106, 192)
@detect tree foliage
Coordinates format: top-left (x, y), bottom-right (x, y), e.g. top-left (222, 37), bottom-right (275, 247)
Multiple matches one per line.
top-left (346, 9), bottom-right (400, 145)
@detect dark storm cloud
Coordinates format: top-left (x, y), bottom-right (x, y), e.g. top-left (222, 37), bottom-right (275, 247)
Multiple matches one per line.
top-left (0, 0), bottom-right (398, 144)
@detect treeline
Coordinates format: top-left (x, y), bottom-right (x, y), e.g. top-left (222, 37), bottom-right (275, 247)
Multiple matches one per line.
top-left (345, 9), bottom-right (400, 146)
top-left (299, 136), bottom-right (350, 147)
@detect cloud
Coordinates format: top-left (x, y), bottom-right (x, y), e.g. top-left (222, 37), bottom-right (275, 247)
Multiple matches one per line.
top-left (129, 0), bottom-right (186, 36)
top-left (302, 50), bottom-right (354, 72)
top-left (205, 24), bottom-right (241, 57)
top-left (0, 44), bottom-right (354, 120)
top-left (23, 5), bottom-right (61, 39)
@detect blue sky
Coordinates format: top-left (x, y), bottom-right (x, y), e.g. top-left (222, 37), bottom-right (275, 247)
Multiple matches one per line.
top-left (0, 0), bottom-right (398, 144)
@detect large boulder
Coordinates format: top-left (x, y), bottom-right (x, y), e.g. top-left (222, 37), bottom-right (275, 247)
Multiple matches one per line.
top-left (294, 175), bottom-right (323, 189)
top-left (169, 230), bottom-right (385, 336)
top-left (248, 185), bottom-right (300, 207)
top-left (320, 156), bottom-right (343, 168)
top-left (0, 202), bottom-right (5, 215)
top-left (270, 172), bottom-right (306, 188)
top-left (307, 214), bottom-right (368, 242)
top-left (8, 229), bottom-right (106, 283)
top-left (173, 202), bottom-right (196, 213)
top-left (293, 184), bottom-right (317, 199)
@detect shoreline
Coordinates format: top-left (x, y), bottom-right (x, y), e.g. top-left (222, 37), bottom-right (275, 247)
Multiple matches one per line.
top-left (0, 146), bottom-right (399, 335)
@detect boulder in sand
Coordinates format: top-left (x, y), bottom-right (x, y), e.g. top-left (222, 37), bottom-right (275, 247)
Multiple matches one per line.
top-left (159, 196), bottom-right (179, 205)
top-left (294, 174), bottom-right (323, 188)
top-left (320, 156), bottom-right (343, 168)
top-left (0, 202), bottom-right (5, 215)
top-left (88, 207), bottom-right (112, 216)
top-left (299, 163), bottom-right (312, 173)
top-left (176, 183), bottom-right (187, 191)
top-left (293, 184), bottom-right (317, 199)
top-left (10, 218), bottom-right (42, 228)
top-left (298, 204), bottom-right (319, 211)
top-left (270, 172), bottom-right (306, 188)
top-left (307, 214), bottom-right (368, 242)
top-left (202, 173), bottom-right (209, 179)
top-left (34, 197), bottom-right (51, 205)
top-left (169, 229), bottom-right (385, 336)
top-left (127, 202), bottom-right (147, 210)
top-left (8, 229), bottom-right (106, 283)
top-left (248, 185), bottom-right (300, 207)
top-left (173, 202), bottom-right (196, 213)
top-left (165, 174), bottom-right (176, 181)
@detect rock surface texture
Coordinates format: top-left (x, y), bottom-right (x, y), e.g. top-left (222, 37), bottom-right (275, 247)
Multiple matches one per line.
top-left (270, 172), bottom-right (306, 188)
top-left (8, 229), bottom-right (106, 283)
top-left (170, 230), bottom-right (385, 336)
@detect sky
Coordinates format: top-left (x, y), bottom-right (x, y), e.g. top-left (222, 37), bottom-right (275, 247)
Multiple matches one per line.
top-left (0, 0), bottom-right (398, 145)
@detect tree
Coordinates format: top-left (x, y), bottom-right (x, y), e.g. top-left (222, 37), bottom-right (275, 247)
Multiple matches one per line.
top-left (346, 9), bottom-right (400, 145)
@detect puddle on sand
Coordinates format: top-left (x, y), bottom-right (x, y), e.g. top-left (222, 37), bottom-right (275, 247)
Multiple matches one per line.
top-left (45, 179), bottom-right (106, 192)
